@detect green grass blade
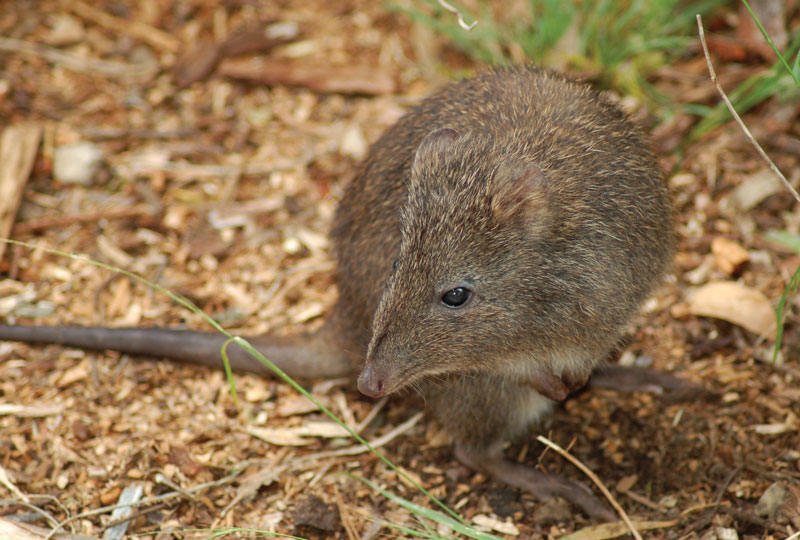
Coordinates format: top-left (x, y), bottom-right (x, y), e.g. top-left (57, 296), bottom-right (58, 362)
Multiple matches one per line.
top-left (764, 231), bottom-right (800, 365)
top-left (221, 338), bottom-right (239, 406)
top-left (740, 0), bottom-right (800, 85)
top-left (773, 264), bottom-right (800, 365)
top-left (353, 476), bottom-right (506, 540)
top-left (765, 230), bottom-right (800, 254)
top-left (0, 238), bottom-right (468, 528)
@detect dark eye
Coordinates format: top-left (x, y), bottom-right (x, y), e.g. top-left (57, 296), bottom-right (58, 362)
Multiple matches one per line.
top-left (441, 287), bottom-right (471, 308)
top-left (392, 259), bottom-right (398, 273)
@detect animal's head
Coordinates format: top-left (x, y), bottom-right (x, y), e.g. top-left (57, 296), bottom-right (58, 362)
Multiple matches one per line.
top-left (357, 128), bottom-right (561, 398)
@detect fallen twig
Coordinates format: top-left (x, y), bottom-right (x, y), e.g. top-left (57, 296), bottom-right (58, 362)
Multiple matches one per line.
top-left (536, 435), bottom-right (642, 540)
top-left (437, 0), bottom-right (477, 30)
top-left (69, 1), bottom-right (180, 53)
top-left (77, 127), bottom-right (198, 140)
top-left (696, 14), bottom-right (800, 205)
top-left (115, 156), bottom-right (314, 179)
top-left (0, 517), bottom-right (96, 540)
top-left (292, 412), bottom-right (424, 464)
top-left (0, 464), bottom-right (29, 504)
top-left (218, 58), bottom-right (396, 95)
top-left (42, 467), bottom-right (245, 539)
top-left (0, 38), bottom-right (155, 79)
top-left (12, 204), bottom-right (157, 235)
top-left (0, 123), bottom-right (41, 260)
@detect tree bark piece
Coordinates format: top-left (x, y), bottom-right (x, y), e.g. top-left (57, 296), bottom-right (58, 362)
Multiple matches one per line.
top-left (0, 517), bottom-right (99, 540)
top-left (219, 58), bottom-right (395, 95)
top-left (0, 123), bottom-right (42, 260)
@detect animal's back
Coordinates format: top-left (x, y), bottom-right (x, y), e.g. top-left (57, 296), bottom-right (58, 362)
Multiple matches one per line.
top-left (330, 66), bottom-right (672, 358)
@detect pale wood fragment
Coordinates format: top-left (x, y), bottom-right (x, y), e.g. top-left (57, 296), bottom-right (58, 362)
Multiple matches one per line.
top-left (0, 123), bottom-right (42, 260)
top-left (69, 1), bottom-right (180, 53)
top-left (219, 58), bottom-right (396, 95)
top-left (0, 517), bottom-right (99, 540)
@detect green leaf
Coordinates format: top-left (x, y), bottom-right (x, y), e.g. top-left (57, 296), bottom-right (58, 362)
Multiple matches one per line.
top-left (765, 230), bottom-right (800, 254)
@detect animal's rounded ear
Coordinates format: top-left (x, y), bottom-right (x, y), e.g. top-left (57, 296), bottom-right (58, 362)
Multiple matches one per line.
top-left (491, 162), bottom-right (549, 223)
top-left (412, 128), bottom-right (460, 170)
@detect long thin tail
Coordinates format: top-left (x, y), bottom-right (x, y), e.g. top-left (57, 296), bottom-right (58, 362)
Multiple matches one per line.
top-left (0, 325), bottom-right (355, 379)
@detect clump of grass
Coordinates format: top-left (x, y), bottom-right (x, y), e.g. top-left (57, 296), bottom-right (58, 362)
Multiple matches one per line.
top-left (391, 0), bottom-right (725, 101)
top-left (731, 1), bottom-right (800, 363)
top-left (695, 1), bottom-right (800, 363)
top-left (690, 30), bottom-right (800, 138)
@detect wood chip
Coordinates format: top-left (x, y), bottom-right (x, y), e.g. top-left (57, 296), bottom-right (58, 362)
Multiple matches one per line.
top-left (0, 123), bottom-right (41, 260)
top-left (615, 474), bottom-right (638, 493)
top-left (69, 1), bottom-right (180, 52)
top-left (274, 394), bottom-right (324, 416)
top-left (0, 517), bottom-right (99, 540)
top-left (172, 39), bottom-right (222, 88)
top-left (56, 360), bottom-right (90, 388)
top-left (0, 403), bottom-right (64, 417)
top-left (472, 514), bottom-right (520, 536)
top-left (752, 411), bottom-right (798, 435)
top-left (219, 21), bottom-right (299, 57)
top-left (219, 58), bottom-right (395, 95)
top-left (103, 484), bottom-right (143, 540)
top-left (711, 237), bottom-right (750, 275)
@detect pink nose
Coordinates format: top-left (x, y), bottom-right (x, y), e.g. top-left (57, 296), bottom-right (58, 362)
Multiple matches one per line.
top-left (357, 364), bottom-right (386, 398)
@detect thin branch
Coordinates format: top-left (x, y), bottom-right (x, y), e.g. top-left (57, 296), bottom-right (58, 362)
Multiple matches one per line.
top-left (69, 1), bottom-right (180, 53)
top-left (42, 467), bottom-right (245, 539)
top-left (0, 465), bottom-right (28, 503)
top-left (0, 37), bottom-right (155, 79)
top-left (536, 435), bottom-right (642, 540)
top-left (437, 0), bottom-right (477, 30)
top-left (696, 14), bottom-right (800, 205)
top-left (291, 412), bottom-right (425, 464)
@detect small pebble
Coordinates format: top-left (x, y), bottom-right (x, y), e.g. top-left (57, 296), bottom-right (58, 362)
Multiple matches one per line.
top-left (53, 142), bottom-right (104, 185)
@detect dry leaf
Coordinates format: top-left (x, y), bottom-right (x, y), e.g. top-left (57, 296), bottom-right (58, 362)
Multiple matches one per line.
top-left (615, 474), bottom-right (638, 492)
top-left (247, 425), bottom-right (311, 446)
top-left (472, 514), bottom-right (519, 536)
top-left (274, 394), bottom-right (323, 416)
top-left (395, 466), bottom-right (423, 490)
top-left (561, 520), bottom-right (678, 540)
top-left (247, 421), bottom-right (350, 446)
top-left (721, 168), bottom-right (784, 212)
top-left (688, 281), bottom-right (776, 339)
top-left (711, 237), bottom-right (749, 275)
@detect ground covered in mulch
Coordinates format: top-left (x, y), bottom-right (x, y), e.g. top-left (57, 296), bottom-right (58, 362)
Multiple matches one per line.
top-left (1, 1), bottom-right (799, 539)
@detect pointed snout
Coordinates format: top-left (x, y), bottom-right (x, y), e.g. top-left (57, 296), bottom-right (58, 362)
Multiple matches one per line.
top-left (357, 362), bottom-right (386, 398)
